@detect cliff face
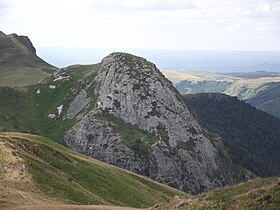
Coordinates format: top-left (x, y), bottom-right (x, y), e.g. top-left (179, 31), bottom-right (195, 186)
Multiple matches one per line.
top-left (64, 53), bottom-right (249, 194)
top-left (15, 35), bottom-right (36, 53)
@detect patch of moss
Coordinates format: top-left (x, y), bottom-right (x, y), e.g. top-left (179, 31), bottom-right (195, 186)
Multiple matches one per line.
top-left (188, 126), bottom-right (198, 135)
top-left (95, 114), bottom-right (156, 161)
top-left (177, 137), bottom-right (197, 151)
top-left (158, 127), bottom-right (170, 147)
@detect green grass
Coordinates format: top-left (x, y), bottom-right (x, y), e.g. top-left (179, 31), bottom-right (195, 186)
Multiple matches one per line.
top-left (157, 176), bottom-right (280, 210)
top-left (0, 87), bottom-right (39, 133)
top-left (200, 177), bottom-right (280, 210)
top-left (96, 113), bottom-right (156, 160)
top-left (0, 64), bottom-right (100, 144)
top-left (1, 133), bottom-right (186, 207)
top-left (0, 66), bottom-right (48, 87)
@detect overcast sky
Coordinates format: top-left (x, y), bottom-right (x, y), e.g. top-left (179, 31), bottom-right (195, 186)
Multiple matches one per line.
top-left (1, 0), bottom-right (280, 50)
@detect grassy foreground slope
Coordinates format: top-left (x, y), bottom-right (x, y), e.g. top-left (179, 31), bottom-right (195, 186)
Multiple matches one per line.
top-left (0, 132), bottom-right (185, 209)
top-left (155, 176), bottom-right (280, 210)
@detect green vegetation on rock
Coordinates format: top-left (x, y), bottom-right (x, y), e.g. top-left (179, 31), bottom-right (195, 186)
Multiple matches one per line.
top-left (96, 113), bottom-right (156, 160)
top-left (0, 64), bottom-right (100, 144)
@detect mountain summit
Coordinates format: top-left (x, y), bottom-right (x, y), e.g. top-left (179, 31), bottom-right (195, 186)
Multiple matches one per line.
top-left (64, 52), bottom-right (250, 193)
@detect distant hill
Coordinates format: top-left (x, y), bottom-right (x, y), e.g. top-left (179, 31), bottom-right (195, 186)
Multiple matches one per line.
top-left (155, 176), bottom-right (280, 210)
top-left (0, 31), bottom-right (57, 87)
top-left (0, 132), bottom-right (184, 209)
top-left (163, 70), bottom-right (280, 118)
top-left (224, 71), bottom-right (280, 79)
top-left (183, 93), bottom-right (280, 177)
top-left (248, 83), bottom-right (280, 118)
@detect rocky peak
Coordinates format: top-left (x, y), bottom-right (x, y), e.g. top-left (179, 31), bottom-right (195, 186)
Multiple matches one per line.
top-left (64, 52), bottom-right (250, 194)
top-left (94, 52), bottom-right (192, 137)
top-left (10, 33), bottom-right (36, 53)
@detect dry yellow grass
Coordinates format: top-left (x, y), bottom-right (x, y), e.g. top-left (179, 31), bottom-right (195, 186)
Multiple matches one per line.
top-left (161, 70), bottom-right (237, 83)
top-left (0, 136), bottom-right (63, 209)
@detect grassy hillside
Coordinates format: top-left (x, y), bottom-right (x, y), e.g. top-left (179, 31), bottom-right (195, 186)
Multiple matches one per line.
top-left (155, 176), bottom-right (280, 210)
top-left (0, 64), bottom-right (99, 143)
top-left (0, 132), bottom-right (185, 209)
top-left (0, 32), bottom-right (57, 87)
top-left (183, 93), bottom-right (280, 177)
top-left (248, 83), bottom-right (280, 118)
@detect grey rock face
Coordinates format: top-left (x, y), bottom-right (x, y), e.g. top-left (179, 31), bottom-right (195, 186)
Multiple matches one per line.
top-left (64, 114), bottom-right (149, 175)
top-left (14, 34), bottom-right (36, 53)
top-left (64, 52), bottom-right (247, 194)
top-left (65, 89), bottom-right (90, 119)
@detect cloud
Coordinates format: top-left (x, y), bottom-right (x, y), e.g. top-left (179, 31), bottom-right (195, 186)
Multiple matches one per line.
top-left (0, 0), bottom-right (279, 50)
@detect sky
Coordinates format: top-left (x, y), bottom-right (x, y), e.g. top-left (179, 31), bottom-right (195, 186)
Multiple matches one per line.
top-left (0, 0), bottom-right (280, 51)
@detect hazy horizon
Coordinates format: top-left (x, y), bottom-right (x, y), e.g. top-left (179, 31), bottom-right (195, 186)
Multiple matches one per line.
top-left (37, 47), bottom-right (280, 73)
top-left (2, 0), bottom-right (279, 73)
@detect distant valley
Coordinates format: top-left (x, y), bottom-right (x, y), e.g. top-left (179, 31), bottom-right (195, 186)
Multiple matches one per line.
top-left (163, 70), bottom-right (280, 118)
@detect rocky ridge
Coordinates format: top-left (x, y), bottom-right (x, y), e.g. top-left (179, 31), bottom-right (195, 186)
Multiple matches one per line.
top-left (64, 53), bottom-right (250, 194)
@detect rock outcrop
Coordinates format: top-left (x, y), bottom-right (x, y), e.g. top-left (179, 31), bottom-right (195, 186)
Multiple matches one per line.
top-left (12, 34), bottom-right (36, 53)
top-left (64, 53), bottom-right (249, 194)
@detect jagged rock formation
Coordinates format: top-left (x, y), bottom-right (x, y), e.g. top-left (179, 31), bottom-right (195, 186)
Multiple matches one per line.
top-left (0, 32), bottom-right (42, 66)
top-left (64, 53), bottom-right (250, 194)
top-left (10, 33), bottom-right (36, 53)
top-left (0, 31), bottom-right (56, 86)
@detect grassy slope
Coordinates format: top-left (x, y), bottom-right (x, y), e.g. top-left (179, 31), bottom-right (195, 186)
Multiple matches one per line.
top-left (0, 64), bottom-right (99, 143)
top-left (0, 66), bottom-right (48, 87)
top-left (155, 176), bottom-right (280, 210)
top-left (248, 83), bottom-right (280, 118)
top-left (0, 33), bottom-right (57, 87)
top-left (0, 132), bottom-right (186, 209)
